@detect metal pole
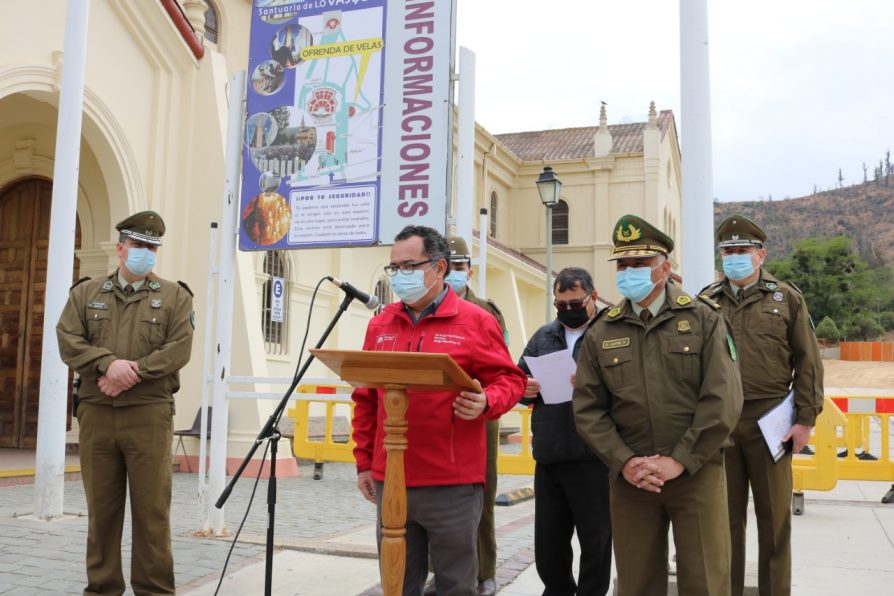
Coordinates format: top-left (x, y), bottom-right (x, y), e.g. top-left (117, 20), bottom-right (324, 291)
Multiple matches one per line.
top-left (455, 47), bottom-right (476, 244)
top-left (34, 0), bottom-right (90, 520)
top-left (680, 0), bottom-right (715, 293)
top-left (545, 204), bottom-right (553, 324)
top-left (444, 0), bottom-right (458, 233)
top-left (204, 71), bottom-right (246, 535)
top-left (196, 221), bottom-right (218, 530)
top-left (478, 208), bottom-right (488, 298)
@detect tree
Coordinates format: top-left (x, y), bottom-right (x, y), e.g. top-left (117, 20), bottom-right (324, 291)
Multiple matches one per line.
top-left (765, 236), bottom-right (894, 340)
top-left (838, 168), bottom-right (844, 188)
top-left (814, 316), bottom-right (840, 342)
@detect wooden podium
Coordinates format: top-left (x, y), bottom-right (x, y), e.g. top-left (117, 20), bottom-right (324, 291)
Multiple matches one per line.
top-left (310, 349), bottom-right (478, 596)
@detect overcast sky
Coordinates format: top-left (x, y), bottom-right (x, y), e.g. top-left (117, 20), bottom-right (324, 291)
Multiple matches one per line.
top-left (455, 0), bottom-right (893, 202)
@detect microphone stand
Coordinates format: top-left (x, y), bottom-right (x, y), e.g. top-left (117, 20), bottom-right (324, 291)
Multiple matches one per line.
top-left (215, 292), bottom-right (356, 596)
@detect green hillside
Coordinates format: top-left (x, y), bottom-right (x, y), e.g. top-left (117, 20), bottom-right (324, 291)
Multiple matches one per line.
top-left (713, 182), bottom-right (894, 266)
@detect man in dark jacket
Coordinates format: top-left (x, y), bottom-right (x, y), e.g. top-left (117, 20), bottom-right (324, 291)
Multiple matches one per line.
top-left (519, 267), bottom-right (612, 596)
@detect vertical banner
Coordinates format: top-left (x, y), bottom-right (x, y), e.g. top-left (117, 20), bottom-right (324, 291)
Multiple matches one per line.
top-left (240, 0), bottom-right (453, 251)
top-left (378, 0), bottom-right (453, 240)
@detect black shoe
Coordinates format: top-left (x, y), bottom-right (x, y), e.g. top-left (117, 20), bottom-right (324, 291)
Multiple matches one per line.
top-left (857, 451), bottom-right (879, 461)
top-left (800, 445), bottom-right (814, 455)
top-left (838, 449), bottom-right (848, 458)
top-left (477, 578), bottom-right (496, 596)
top-left (423, 577), bottom-right (437, 596)
top-left (882, 485), bottom-right (894, 504)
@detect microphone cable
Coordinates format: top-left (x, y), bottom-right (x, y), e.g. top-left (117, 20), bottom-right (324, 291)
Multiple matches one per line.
top-left (212, 276), bottom-right (331, 595)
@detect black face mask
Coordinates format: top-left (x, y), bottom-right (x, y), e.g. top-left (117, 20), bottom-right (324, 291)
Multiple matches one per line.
top-left (556, 308), bottom-right (590, 329)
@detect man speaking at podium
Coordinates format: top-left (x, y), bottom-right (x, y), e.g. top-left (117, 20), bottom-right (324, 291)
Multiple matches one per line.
top-left (352, 225), bottom-right (526, 596)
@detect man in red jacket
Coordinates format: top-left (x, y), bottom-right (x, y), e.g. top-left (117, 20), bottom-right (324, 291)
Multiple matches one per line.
top-left (352, 225), bottom-right (526, 596)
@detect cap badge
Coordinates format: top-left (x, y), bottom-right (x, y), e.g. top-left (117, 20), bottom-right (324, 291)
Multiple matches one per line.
top-left (677, 320), bottom-right (691, 333)
top-left (676, 296), bottom-right (692, 306)
top-left (731, 234), bottom-right (740, 241)
top-left (615, 223), bottom-right (642, 243)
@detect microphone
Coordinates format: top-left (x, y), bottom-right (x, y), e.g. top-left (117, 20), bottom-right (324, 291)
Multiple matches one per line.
top-left (326, 276), bottom-right (380, 310)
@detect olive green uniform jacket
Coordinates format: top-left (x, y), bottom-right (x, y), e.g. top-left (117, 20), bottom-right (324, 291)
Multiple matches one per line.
top-left (572, 283), bottom-right (743, 477)
top-left (56, 271), bottom-right (195, 404)
top-left (463, 285), bottom-right (508, 343)
top-left (459, 284), bottom-right (506, 581)
top-left (701, 268), bottom-right (823, 424)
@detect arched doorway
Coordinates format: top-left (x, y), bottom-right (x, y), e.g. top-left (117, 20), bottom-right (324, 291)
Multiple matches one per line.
top-left (0, 178), bottom-right (80, 448)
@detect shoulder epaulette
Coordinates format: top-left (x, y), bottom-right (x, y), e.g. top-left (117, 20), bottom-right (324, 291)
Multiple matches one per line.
top-left (589, 306), bottom-right (611, 327)
top-left (485, 298), bottom-right (503, 316)
top-left (177, 280), bottom-right (194, 296)
top-left (70, 276), bottom-right (91, 291)
top-left (697, 293), bottom-right (721, 310)
top-left (787, 281), bottom-right (803, 295)
top-left (700, 281), bottom-right (724, 297)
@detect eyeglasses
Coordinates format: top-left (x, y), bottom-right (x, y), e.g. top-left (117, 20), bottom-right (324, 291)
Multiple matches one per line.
top-left (383, 259), bottom-right (435, 277)
top-left (553, 296), bottom-right (590, 312)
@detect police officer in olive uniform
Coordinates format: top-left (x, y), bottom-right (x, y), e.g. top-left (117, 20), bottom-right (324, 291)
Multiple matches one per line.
top-left (425, 236), bottom-right (506, 596)
top-left (702, 214), bottom-right (824, 596)
top-left (57, 211), bottom-right (195, 596)
top-left (572, 214), bottom-right (743, 596)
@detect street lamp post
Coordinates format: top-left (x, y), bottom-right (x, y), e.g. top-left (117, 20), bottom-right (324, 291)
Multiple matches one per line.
top-left (536, 166), bottom-right (562, 323)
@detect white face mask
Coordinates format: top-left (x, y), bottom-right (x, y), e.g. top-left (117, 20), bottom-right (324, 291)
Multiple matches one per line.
top-left (391, 269), bottom-right (435, 304)
top-left (445, 270), bottom-right (469, 293)
top-left (124, 246), bottom-right (156, 276)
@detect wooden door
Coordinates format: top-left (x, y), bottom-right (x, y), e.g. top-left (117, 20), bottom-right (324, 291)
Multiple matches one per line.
top-left (0, 178), bottom-right (79, 448)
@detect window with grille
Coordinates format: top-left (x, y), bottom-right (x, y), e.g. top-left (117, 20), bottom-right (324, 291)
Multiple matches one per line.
top-left (374, 276), bottom-right (393, 315)
top-left (489, 191), bottom-right (498, 238)
top-left (552, 199), bottom-right (569, 245)
top-left (204, 1), bottom-right (219, 44)
top-left (261, 251), bottom-right (289, 355)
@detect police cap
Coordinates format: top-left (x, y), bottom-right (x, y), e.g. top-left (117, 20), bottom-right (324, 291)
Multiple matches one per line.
top-left (609, 214), bottom-right (673, 260)
top-left (448, 236), bottom-right (471, 262)
top-left (716, 214), bottom-right (767, 248)
top-left (116, 211), bottom-right (165, 246)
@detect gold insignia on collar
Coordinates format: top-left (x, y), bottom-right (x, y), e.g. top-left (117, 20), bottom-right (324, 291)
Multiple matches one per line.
top-left (101, 280), bottom-right (114, 291)
top-left (603, 338), bottom-right (630, 349)
top-left (615, 223), bottom-right (642, 243)
top-left (677, 320), bottom-right (691, 333)
top-left (148, 280), bottom-right (161, 290)
top-left (676, 296), bottom-right (692, 306)
top-left (607, 307), bottom-right (622, 318)
top-left (765, 282), bottom-right (778, 290)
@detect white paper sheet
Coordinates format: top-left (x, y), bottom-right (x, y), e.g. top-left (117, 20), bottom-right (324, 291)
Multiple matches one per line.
top-left (757, 391), bottom-right (795, 462)
top-left (523, 349), bottom-right (577, 405)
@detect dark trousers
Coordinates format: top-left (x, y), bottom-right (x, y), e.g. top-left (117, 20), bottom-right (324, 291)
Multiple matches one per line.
top-left (534, 460), bottom-right (612, 596)
top-left (376, 482), bottom-right (483, 596)
top-left (727, 399), bottom-right (793, 596)
top-left (477, 419), bottom-right (499, 580)
top-left (78, 402), bottom-right (174, 596)
top-left (611, 451), bottom-right (731, 596)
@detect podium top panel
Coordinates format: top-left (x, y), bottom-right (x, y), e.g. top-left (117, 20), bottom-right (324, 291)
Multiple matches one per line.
top-left (309, 349), bottom-right (479, 393)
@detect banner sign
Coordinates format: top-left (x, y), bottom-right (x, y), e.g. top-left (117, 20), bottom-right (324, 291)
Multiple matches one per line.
top-left (240, 0), bottom-right (452, 251)
top-left (270, 276), bottom-right (285, 322)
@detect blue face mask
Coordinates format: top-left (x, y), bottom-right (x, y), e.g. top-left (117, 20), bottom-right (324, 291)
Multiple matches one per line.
top-left (616, 265), bottom-right (657, 303)
top-left (391, 269), bottom-right (434, 304)
top-left (445, 270), bottom-right (469, 293)
top-left (124, 247), bottom-right (156, 276)
top-left (722, 253), bottom-right (755, 281)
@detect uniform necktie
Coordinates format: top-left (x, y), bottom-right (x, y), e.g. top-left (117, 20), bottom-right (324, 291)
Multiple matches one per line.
top-left (124, 284), bottom-right (134, 296)
top-left (640, 309), bottom-right (652, 324)
top-left (736, 288), bottom-right (744, 303)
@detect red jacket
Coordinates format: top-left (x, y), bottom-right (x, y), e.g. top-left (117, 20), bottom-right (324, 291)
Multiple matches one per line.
top-left (352, 287), bottom-right (526, 486)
